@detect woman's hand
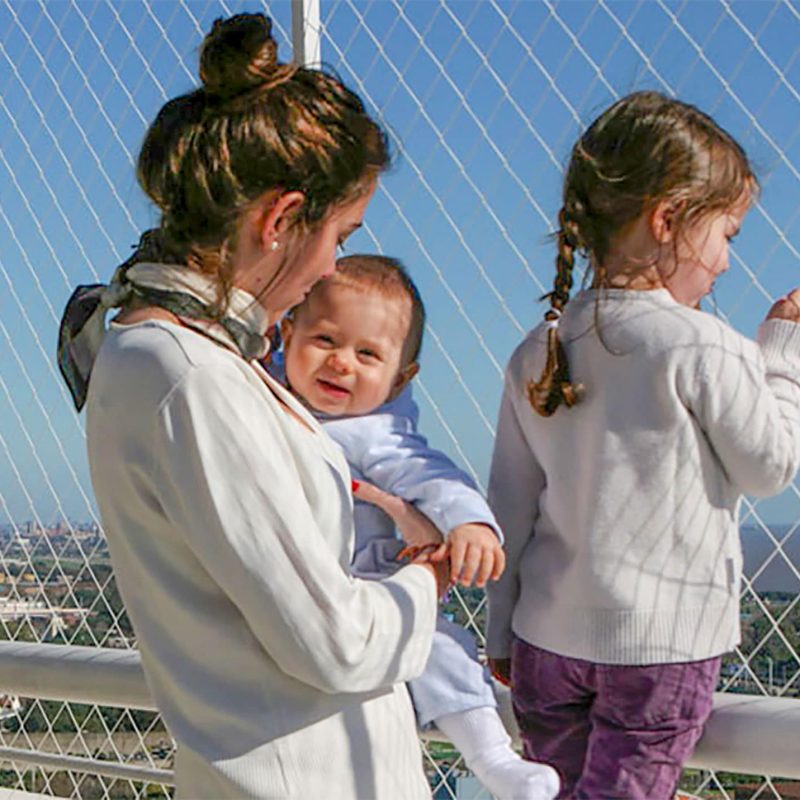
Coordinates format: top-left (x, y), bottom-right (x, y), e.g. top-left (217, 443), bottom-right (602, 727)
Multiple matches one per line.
top-left (488, 657), bottom-right (512, 687)
top-left (352, 480), bottom-right (445, 550)
top-left (352, 480), bottom-right (450, 597)
top-left (352, 481), bottom-right (505, 589)
top-left (767, 289), bottom-right (800, 323)
top-left (447, 523), bottom-right (506, 588)
top-left (413, 559), bottom-right (452, 599)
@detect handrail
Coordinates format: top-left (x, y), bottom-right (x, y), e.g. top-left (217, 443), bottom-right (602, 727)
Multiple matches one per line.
top-left (0, 642), bottom-right (798, 782)
top-left (0, 642), bottom-right (170, 785)
top-left (0, 746), bottom-right (172, 786)
top-left (0, 642), bottom-right (154, 710)
top-left (483, 678), bottom-right (800, 779)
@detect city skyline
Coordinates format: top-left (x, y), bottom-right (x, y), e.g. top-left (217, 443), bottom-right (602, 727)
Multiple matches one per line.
top-left (1, 1), bottom-right (799, 527)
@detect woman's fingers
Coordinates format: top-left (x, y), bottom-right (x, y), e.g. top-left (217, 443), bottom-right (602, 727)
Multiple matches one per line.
top-left (400, 551), bottom-right (452, 598)
top-left (397, 543), bottom-right (438, 562)
top-left (427, 543), bottom-right (450, 563)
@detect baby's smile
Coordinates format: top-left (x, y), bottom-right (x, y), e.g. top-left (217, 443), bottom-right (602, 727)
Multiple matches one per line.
top-left (316, 377), bottom-right (351, 398)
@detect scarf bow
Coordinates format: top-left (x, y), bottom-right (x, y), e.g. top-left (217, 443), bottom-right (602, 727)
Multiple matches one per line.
top-left (57, 231), bottom-right (269, 411)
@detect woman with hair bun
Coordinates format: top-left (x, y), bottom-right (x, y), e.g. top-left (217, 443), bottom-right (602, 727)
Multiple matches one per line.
top-left (58, 13), bottom-right (446, 799)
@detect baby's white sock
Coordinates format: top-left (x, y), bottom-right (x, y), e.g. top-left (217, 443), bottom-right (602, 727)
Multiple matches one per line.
top-left (435, 706), bottom-right (560, 800)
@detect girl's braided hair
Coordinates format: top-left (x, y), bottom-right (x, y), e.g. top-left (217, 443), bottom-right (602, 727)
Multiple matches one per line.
top-left (528, 90), bottom-right (756, 417)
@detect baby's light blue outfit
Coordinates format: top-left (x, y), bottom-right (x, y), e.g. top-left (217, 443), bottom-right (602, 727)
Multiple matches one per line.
top-left (323, 387), bottom-right (500, 727)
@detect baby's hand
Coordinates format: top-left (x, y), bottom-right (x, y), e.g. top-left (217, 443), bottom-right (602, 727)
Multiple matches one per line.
top-left (767, 289), bottom-right (800, 323)
top-left (447, 523), bottom-right (505, 588)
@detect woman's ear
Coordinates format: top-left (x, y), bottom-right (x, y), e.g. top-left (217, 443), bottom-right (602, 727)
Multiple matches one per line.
top-left (649, 199), bottom-right (680, 244)
top-left (256, 191), bottom-right (306, 252)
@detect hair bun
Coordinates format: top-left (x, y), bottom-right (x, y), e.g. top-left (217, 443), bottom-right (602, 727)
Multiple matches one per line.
top-left (199, 13), bottom-right (280, 99)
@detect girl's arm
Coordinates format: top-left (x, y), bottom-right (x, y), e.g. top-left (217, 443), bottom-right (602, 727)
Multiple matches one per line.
top-left (155, 361), bottom-right (438, 695)
top-left (687, 294), bottom-right (800, 497)
top-left (485, 368), bottom-right (546, 659)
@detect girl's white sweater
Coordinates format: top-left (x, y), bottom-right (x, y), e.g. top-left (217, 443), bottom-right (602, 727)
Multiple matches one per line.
top-left (486, 289), bottom-right (800, 665)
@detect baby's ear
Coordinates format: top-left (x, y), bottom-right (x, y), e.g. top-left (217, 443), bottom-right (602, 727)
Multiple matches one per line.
top-left (394, 362), bottom-right (419, 393)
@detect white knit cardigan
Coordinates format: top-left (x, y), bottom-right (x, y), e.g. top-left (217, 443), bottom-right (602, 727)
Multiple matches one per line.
top-left (87, 319), bottom-right (437, 799)
top-left (487, 289), bottom-right (800, 665)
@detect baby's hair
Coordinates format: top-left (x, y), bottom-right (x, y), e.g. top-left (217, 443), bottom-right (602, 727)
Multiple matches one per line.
top-left (530, 90), bottom-right (757, 417)
top-left (299, 254), bottom-right (426, 366)
top-left (136, 13), bottom-right (390, 315)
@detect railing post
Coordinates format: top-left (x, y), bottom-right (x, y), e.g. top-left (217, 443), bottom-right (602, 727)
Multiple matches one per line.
top-left (291, 0), bottom-right (321, 68)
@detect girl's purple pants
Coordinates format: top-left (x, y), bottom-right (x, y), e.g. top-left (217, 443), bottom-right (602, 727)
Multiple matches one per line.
top-left (511, 636), bottom-right (720, 799)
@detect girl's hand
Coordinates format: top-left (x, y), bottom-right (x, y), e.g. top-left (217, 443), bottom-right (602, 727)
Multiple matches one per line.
top-left (767, 289), bottom-right (800, 323)
top-left (488, 657), bottom-right (512, 687)
top-left (447, 523), bottom-right (506, 588)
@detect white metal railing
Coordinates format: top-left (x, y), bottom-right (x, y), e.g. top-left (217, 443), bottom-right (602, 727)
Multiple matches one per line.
top-left (0, 641), bottom-right (798, 785)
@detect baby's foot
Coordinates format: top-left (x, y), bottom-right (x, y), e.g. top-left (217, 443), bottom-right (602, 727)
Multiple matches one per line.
top-left (469, 747), bottom-right (560, 800)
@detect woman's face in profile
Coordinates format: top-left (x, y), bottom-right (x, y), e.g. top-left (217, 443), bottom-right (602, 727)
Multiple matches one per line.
top-left (238, 181), bottom-right (377, 321)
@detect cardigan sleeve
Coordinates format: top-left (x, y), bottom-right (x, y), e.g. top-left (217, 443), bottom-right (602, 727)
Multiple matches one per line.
top-left (687, 318), bottom-right (800, 497)
top-left (351, 406), bottom-right (502, 542)
top-left (485, 366), bottom-right (545, 658)
top-left (153, 361), bottom-right (437, 694)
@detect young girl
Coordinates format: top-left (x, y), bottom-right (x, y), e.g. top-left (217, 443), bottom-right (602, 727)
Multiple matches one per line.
top-left (486, 90), bottom-right (800, 800)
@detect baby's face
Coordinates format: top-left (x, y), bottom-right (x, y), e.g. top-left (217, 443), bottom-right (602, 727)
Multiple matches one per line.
top-left (283, 282), bottom-right (413, 417)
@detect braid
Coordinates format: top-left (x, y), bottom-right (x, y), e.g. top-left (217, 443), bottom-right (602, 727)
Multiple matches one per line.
top-left (526, 90), bottom-right (757, 417)
top-left (527, 207), bottom-right (584, 417)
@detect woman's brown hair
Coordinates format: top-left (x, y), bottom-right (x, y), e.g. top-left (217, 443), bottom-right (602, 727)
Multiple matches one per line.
top-left (136, 12), bottom-right (390, 313)
top-left (529, 90), bottom-right (757, 417)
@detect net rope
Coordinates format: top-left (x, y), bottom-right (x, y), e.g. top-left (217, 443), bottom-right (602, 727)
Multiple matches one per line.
top-left (0, 2), bottom-right (797, 797)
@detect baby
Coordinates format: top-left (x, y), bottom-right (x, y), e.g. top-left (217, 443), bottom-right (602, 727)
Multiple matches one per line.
top-left (277, 254), bottom-right (559, 800)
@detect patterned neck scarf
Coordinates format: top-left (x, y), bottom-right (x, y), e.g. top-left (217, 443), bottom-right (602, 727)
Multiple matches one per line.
top-left (57, 230), bottom-right (269, 411)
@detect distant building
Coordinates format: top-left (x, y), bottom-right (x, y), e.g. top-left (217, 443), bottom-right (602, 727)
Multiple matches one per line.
top-left (735, 781), bottom-right (800, 799)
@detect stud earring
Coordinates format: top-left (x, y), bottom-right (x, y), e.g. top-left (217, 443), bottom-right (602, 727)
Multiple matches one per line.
top-left (270, 240), bottom-right (280, 251)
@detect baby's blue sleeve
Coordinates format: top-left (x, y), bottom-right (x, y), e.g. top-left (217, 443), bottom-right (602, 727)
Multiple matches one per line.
top-left (325, 389), bottom-right (502, 542)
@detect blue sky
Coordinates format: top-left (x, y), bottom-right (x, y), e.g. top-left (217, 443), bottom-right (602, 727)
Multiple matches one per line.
top-left (0, 0), bottom-right (798, 527)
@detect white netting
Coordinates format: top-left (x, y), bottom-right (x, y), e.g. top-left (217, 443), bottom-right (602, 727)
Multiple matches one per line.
top-left (0, 1), bottom-right (798, 798)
